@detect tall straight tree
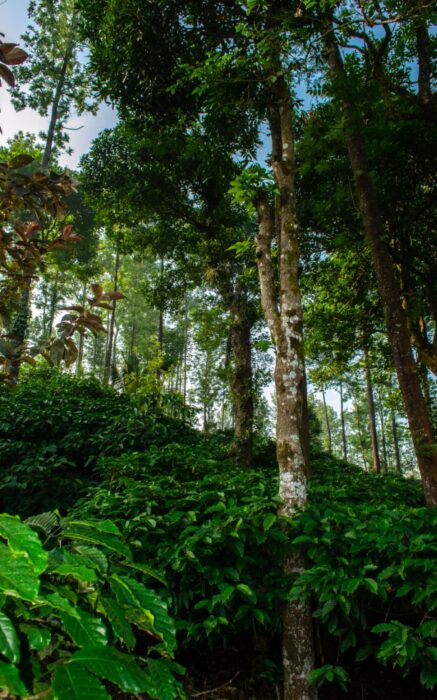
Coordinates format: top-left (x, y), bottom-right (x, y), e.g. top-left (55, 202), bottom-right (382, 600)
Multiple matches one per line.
top-left (320, 16), bottom-right (437, 505)
top-left (79, 2), bottom-right (318, 696)
top-left (10, 0), bottom-right (97, 168)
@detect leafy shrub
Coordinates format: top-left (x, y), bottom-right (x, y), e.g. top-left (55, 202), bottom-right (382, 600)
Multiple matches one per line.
top-left (75, 448), bottom-right (436, 692)
top-left (76, 448), bottom-right (287, 644)
top-left (0, 369), bottom-right (196, 515)
top-left (0, 512), bottom-right (185, 699)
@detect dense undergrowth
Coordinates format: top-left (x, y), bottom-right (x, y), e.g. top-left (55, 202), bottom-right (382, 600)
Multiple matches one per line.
top-left (0, 370), bottom-right (436, 699)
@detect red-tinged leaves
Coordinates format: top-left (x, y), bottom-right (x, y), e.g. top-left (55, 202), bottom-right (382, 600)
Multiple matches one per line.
top-left (9, 155), bottom-right (34, 169)
top-left (91, 283), bottom-right (103, 299)
top-left (63, 224), bottom-right (75, 239)
top-left (103, 291), bottom-right (126, 301)
top-left (25, 222), bottom-right (42, 239)
top-left (0, 63), bottom-right (15, 87)
top-left (59, 306), bottom-right (85, 313)
top-left (0, 43), bottom-right (28, 65)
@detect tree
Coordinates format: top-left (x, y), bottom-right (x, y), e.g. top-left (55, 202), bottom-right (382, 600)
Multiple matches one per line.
top-left (10, 0), bottom-right (97, 169)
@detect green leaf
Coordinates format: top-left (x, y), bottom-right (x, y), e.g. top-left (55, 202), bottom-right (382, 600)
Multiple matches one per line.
top-left (26, 511), bottom-right (61, 538)
top-left (20, 624), bottom-right (51, 651)
top-left (0, 611), bottom-right (19, 663)
top-left (53, 663), bottom-right (111, 700)
top-left (263, 513), bottom-right (276, 531)
top-left (70, 647), bottom-right (153, 693)
top-left (236, 583), bottom-right (257, 604)
top-left (100, 597), bottom-right (136, 650)
top-left (420, 666), bottom-right (437, 690)
top-left (0, 660), bottom-right (26, 697)
top-left (0, 543), bottom-right (40, 601)
top-left (147, 658), bottom-right (184, 700)
top-left (0, 514), bottom-right (48, 574)
top-left (62, 523), bottom-right (131, 560)
top-left (364, 578), bottom-right (378, 594)
top-left (60, 610), bottom-right (108, 648)
top-left (109, 575), bottom-right (176, 653)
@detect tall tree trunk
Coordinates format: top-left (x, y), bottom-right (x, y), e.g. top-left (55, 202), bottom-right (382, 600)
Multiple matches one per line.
top-left (229, 290), bottom-right (254, 468)
top-left (391, 410), bottom-right (402, 473)
top-left (8, 286), bottom-right (31, 380)
top-left (321, 388), bottom-right (332, 452)
top-left (46, 270), bottom-right (59, 339)
top-left (255, 66), bottom-right (316, 700)
top-left (103, 247), bottom-right (120, 385)
top-left (340, 380), bottom-right (348, 461)
top-left (76, 282), bottom-right (87, 375)
top-left (376, 389), bottom-right (389, 473)
top-left (324, 26), bottom-right (437, 505)
top-left (364, 349), bottom-right (381, 474)
top-left (352, 389), bottom-right (369, 470)
top-left (41, 9), bottom-right (78, 170)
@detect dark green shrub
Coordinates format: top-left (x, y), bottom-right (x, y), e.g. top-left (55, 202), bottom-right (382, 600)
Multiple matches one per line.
top-left (0, 512), bottom-right (185, 699)
top-left (74, 448), bottom-right (436, 693)
top-left (0, 369), bottom-right (196, 516)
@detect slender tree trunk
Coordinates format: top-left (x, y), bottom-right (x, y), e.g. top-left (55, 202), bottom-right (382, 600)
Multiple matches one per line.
top-left (8, 286), bottom-right (31, 380)
top-left (364, 350), bottom-right (381, 474)
top-left (255, 66), bottom-right (316, 700)
top-left (340, 380), bottom-right (348, 461)
top-left (103, 247), bottom-right (120, 385)
top-left (324, 26), bottom-right (437, 505)
top-left (41, 9), bottom-right (78, 170)
top-left (391, 410), bottom-right (402, 473)
top-left (321, 388), bottom-right (332, 452)
top-left (376, 389), bottom-right (389, 473)
top-left (46, 270), bottom-right (59, 339)
top-left (352, 389), bottom-right (368, 470)
top-left (229, 291), bottom-right (254, 468)
top-left (76, 282), bottom-right (87, 375)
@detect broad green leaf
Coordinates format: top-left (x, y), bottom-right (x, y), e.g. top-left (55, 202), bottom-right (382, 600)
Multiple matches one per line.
top-left (0, 543), bottom-right (40, 601)
top-left (263, 513), bottom-right (276, 531)
top-left (0, 660), bottom-right (26, 697)
top-left (110, 575), bottom-right (176, 653)
top-left (236, 583), bottom-right (257, 604)
top-left (66, 519), bottom-right (121, 536)
top-left (147, 658), bottom-right (184, 700)
top-left (0, 514), bottom-right (47, 574)
top-left (0, 611), bottom-right (19, 662)
top-left (60, 610), bottom-right (108, 648)
top-left (53, 663), bottom-right (111, 700)
top-left (70, 647), bottom-right (153, 693)
top-left (73, 546), bottom-right (108, 574)
top-left (20, 624), bottom-right (51, 651)
top-left (122, 561), bottom-right (166, 585)
top-left (62, 523), bottom-right (131, 560)
top-left (100, 597), bottom-right (136, 650)
top-left (25, 512), bottom-right (60, 538)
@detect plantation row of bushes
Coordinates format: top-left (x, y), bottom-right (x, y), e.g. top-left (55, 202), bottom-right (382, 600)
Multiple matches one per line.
top-left (0, 370), bottom-right (436, 698)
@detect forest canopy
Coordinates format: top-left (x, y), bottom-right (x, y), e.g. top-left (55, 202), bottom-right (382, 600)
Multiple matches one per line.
top-left (0, 1), bottom-right (436, 699)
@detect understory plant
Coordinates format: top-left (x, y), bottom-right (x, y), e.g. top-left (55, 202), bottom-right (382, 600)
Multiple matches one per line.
top-left (0, 512), bottom-right (185, 699)
top-left (75, 446), bottom-right (437, 693)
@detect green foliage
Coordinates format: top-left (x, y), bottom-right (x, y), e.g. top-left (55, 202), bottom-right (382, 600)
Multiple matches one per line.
top-left (0, 369), bottom-right (195, 516)
top-left (74, 443), bottom-right (436, 691)
top-left (0, 513), bottom-right (184, 699)
top-left (75, 446), bottom-right (287, 644)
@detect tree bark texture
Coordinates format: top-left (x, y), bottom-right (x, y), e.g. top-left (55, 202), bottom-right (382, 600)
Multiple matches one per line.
top-left (340, 380), bottom-right (348, 461)
top-left (324, 25), bottom-right (437, 505)
top-left (364, 350), bottom-right (381, 474)
top-left (103, 247), bottom-right (120, 385)
top-left (321, 388), bottom-right (332, 452)
top-left (229, 291), bottom-right (254, 468)
top-left (255, 68), bottom-right (316, 700)
top-left (8, 286), bottom-right (31, 380)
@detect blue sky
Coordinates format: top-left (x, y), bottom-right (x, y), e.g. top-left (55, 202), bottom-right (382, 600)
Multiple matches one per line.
top-left (0, 0), bottom-right (117, 168)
